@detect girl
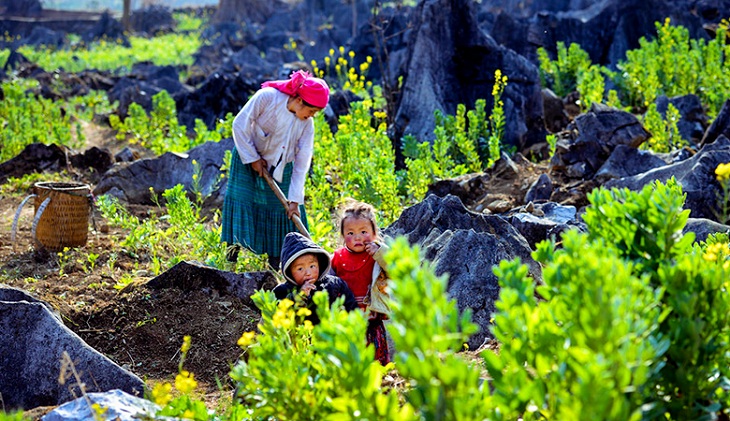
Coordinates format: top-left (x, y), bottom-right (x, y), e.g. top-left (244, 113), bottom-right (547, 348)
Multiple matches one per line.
top-left (221, 70), bottom-right (329, 269)
top-left (331, 200), bottom-right (391, 365)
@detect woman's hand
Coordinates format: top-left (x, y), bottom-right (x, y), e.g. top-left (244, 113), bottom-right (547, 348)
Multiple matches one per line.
top-left (250, 159), bottom-right (267, 177)
top-left (287, 201), bottom-right (300, 219)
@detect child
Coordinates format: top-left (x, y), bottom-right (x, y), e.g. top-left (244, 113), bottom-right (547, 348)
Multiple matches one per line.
top-left (331, 200), bottom-right (391, 365)
top-left (273, 232), bottom-right (357, 325)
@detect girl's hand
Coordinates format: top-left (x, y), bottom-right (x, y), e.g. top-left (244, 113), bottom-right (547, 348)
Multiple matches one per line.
top-left (251, 159), bottom-right (267, 177)
top-left (364, 242), bottom-right (380, 256)
top-left (287, 201), bottom-right (300, 219)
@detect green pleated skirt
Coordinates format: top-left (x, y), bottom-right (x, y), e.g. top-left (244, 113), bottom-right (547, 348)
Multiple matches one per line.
top-left (221, 152), bottom-right (308, 258)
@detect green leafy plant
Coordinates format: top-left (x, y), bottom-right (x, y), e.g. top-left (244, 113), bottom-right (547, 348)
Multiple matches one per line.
top-left (537, 42), bottom-right (593, 97)
top-left (17, 32), bottom-right (202, 73)
top-left (617, 18), bottom-right (730, 117)
top-left (385, 237), bottom-right (489, 420)
top-left (641, 102), bottom-right (685, 153)
top-left (0, 79), bottom-right (82, 163)
top-left (230, 291), bottom-right (409, 420)
top-left (487, 232), bottom-right (667, 420)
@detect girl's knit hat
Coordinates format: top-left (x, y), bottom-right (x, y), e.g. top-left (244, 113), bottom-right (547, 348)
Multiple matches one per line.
top-left (262, 70), bottom-right (330, 108)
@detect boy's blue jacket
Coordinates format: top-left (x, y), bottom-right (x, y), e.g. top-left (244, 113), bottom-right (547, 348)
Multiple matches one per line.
top-left (273, 232), bottom-right (357, 323)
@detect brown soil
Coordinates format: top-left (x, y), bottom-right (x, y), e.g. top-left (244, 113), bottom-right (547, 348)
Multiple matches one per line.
top-left (0, 122), bottom-right (590, 416)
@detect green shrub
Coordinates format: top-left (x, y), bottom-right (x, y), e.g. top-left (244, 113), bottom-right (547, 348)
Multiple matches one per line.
top-left (583, 178), bottom-right (730, 419)
top-left (109, 90), bottom-right (230, 155)
top-left (617, 18), bottom-right (730, 118)
top-left (487, 232), bottom-right (667, 420)
top-left (0, 79), bottom-right (82, 163)
top-left (641, 102), bottom-right (685, 153)
top-left (385, 237), bottom-right (489, 420)
top-left (230, 291), bottom-right (410, 420)
top-left (537, 42), bottom-right (593, 97)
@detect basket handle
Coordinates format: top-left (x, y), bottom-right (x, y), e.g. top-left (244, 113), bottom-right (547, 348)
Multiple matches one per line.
top-left (31, 197), bottom-right (52, 250)
top-left (11, 194), bottom-right (37, 253)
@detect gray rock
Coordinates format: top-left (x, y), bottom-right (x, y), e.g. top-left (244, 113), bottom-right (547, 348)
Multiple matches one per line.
top-left (524, 173), bottom-right (553, 203)
top-left (93, 137), bottom-right (233, 207)
top-left (683, 218), bottom-right (730, 243)
top-left (553, 104), bottom-right (651, 178)
top-left (0, 301), bottom-right (145, 410)
top-left (146, 260), bottom-right (277, 308)
top-left (701, 99), bottom-right (730, 147)
top-left (41, 389), bottom-right (159, 421)
top-left (605, 136), bottom-right (730, 221)
top-left (391, 0), bottom-right (545, 151)
top-left (384, 194), bottom-right (541, 348)
top-left (594, 144), bottom-right (668, 183)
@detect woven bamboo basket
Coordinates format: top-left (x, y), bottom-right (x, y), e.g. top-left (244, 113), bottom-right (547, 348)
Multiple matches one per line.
top-left (32, 181), bottom-right (91, 251)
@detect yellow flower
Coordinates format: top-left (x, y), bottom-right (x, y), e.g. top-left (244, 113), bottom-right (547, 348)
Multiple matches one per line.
top-left (175, 370), bottom-right (198, 394)
top-left (310, 59), bottom-right (317, 68)
top-left (348, 51), bottom-right (355, 58)
top-left (339, 46), bottom-right (345, 55)
top-left (324, 56), bottom-right (331, 66)
top-left (151, 382), bottom-right (173, 406)
top-left (297, 307), bottom-right (312, 317)
top-left (272, 309), bottom-right (293, 329)
top-left (329, 48), bottom-right (335, 56)
top-left (279, 298), bottom-right (294, 310)
top-left (181, 335), bottom-right (191, 353)
top-left (182, 409), bottom-right (195, 419)
top-left (366, 55), bottom-right (372, 63)
top-left (715, 162), bottom-right (730, 182)
top-left (237, 331), bottom-right (256, 348)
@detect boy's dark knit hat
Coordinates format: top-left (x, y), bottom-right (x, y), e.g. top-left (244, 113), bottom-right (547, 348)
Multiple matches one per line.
top-left (280, 232), bottom-right (332, 285)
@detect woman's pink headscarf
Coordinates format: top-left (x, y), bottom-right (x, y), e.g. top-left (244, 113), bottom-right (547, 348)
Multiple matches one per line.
top-left (262, 70), bottom-right (330, 109)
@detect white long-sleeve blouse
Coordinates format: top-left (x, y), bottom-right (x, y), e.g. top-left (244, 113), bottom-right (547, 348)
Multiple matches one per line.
top-left (231, 87), bottom-right (315, 204)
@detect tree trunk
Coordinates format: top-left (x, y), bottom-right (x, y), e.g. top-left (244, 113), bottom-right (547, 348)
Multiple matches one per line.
top-left (122, 0), bottom-right (131, 31)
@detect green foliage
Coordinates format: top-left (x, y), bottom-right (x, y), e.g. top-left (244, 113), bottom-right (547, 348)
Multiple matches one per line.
top-left (306, 99), bottom-right (399, 250)
top-left (0, 79), bottom-right (82, 163)
top-left (582, 177), bottom-right (693, 273)
top-left (581, 178), bottom-right (730, 418)
top-left (109, 90), bottom-right (229, 155)
top-left (401, 70), bottom-right (507, 202)
top-left (617, 18), bottom-right (730, 117)
top-left (576, 65), bottom-right (605, 111)
top-left (537, 42), bottom-right (593, 97)
top-left (641, 102), bottom-right (686, 153)
top-left (0, 412), bottom-right (27, 421)
top-left (230, 291), bottom-right (411, 420)
top-left (96, 185), bottom-right (267, 274)
top-left (385, 237), bottom-right (489, 420)
top-left (487, 232), bottom-right (667, 420)
top-left (0, 171), bottom-right (73, 196)
top-left (17, 32), bottom-right (202, 73)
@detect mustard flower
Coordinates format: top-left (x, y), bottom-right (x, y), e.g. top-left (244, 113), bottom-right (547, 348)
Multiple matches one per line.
top-left (181, 335), bottom-right (191, 353)
top-left (237, 331), bottom-right (256, 348)
top-left (715, 162), bottom-right (730, 182)
top-left (151, 382), bottom-right (173, 406)
top-left (175, 370), bottom-right (198, 394)
top-left (296, 307), bottom-right (312, 317)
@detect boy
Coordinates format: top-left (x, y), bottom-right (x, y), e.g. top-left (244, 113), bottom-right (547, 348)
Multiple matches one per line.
top-left (273, 232), bottom-right (357, 324)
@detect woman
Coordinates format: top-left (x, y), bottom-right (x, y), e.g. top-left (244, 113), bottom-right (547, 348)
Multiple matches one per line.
top-left (221, 70), bottom-right (329, 269)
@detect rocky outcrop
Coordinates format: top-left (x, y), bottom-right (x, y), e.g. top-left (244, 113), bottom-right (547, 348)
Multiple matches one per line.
top-left (391, 0), bottom-right (545, 151)
top-left (605, 136), bottom-right (730, 221)
top-left (0, 286), bottom-right (145, 410)
top-left (384, 194), bottom-right (541, 348)
top-left (93, 138), bottom-right (233, 206)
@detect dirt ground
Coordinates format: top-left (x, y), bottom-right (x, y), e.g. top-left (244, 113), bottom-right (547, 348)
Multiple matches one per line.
top-left (0, 122), bottom-right (591, 416)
